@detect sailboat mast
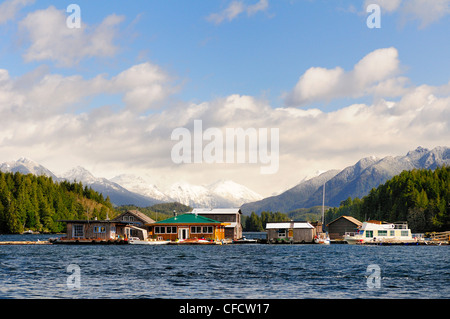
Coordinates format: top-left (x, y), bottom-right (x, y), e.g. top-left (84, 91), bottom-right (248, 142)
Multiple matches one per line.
top-left (322, 182), bottom-right (325, 226)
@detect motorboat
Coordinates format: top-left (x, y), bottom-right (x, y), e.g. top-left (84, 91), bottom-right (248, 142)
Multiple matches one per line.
top-left (314, 232), bottom-right (330, 245)
top-left (128, 237), bottom-right (169, 245)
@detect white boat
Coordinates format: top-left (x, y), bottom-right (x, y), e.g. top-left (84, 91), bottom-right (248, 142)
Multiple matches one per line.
top-left (128, 237), bottom-right (169, 245)
top-left (344, 221), bottom-right (415, 244)
top-left (314, 232), bottom-right (330, 245)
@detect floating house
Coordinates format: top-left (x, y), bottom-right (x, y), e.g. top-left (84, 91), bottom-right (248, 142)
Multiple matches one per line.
top-left (112, 210), bottom-right (155, 239)
top-left (326, 215), bottom-right (362, 240)
top-left (190, 208), bottom-right (243, 240)
top-left (147, 213), bottom-right (230, 242)
top-left (57, 210), bottom-right (153, 243)
top-left (265, 221), bottom-right (315, 244)
top-left (58, 219), bottom-right (129, 242)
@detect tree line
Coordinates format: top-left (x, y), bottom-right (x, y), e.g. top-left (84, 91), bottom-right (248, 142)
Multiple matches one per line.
top-left (325, 166), bottom-right (450, 232)
top-left (243, 211), bottom-right (291, 232)
top-left (0, 171), bottom-right (115, 234)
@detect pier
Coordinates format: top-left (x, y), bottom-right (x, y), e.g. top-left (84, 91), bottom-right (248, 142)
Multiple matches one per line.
top-left (0, 240), bottom-right (51, 245)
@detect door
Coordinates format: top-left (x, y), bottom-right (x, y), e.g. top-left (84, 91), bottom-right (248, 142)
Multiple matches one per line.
top-left (179, 227), bottom-right (189, 240)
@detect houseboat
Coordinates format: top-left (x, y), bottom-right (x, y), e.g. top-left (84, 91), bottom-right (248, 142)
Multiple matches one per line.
top-left (266, 221), bottom-right (315, 244)
top-left (344, 221), bottom-right (416, 244)
top-left (146, 213), bottom-right (230, 244)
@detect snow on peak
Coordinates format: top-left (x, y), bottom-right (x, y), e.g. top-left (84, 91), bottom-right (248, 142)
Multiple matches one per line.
top-left (61, 166), bottom-right (96, 183)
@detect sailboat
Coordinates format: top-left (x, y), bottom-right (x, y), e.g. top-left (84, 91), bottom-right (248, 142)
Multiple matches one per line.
top-left (314, 182), bottom-right (331, 245)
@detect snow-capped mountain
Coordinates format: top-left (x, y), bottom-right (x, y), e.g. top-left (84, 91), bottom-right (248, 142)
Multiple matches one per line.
top-left (208, 180), bottom-right (263, 206)
top-left (110, 174), bottom-right (169, 202)
top-left (61, 166), bottom-right (98, 184)
top-left (0, 157), bottom-right (57, 179)
top-left (61, 167), bottom-right (162, 207)
top-left (110, 176), bottom-right (265, 208)
top-left (166, 182), bottom-right (213, 208)
top-left (241, 146), bottom-right (450, 214)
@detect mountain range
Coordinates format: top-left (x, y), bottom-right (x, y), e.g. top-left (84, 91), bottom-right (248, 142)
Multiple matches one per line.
top-left (241, 146), bottom-right (450, 214)
top-left (1, 146), bottom-right (448, 212)
top-left (0, 158), bottom-right (263, 208)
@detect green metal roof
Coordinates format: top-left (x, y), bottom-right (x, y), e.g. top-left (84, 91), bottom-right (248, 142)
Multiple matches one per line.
top-left (153, 213), bottom-right (223, 224)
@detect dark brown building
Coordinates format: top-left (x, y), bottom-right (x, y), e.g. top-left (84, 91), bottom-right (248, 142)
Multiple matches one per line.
top-left (191, 208), bottom-right (243, 240)
top-left (327, 215), bottom-right (362, 240)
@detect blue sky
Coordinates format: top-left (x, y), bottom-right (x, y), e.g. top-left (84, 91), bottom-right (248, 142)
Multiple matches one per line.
top-left (3, 0), bottom-right (448, 107)
top-left (1, 0), bottom-right (450, 195)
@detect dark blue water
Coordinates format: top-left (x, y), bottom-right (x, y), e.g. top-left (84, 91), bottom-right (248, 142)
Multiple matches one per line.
top-left (0, 234), bottom-right (448, 299)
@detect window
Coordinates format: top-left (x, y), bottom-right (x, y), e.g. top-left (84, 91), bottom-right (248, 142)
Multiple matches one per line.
top-left (166, 226), bottom-right (176, 234)
top-left (202, 226), bottom-right (213, 234)
top-left (191, 226), bottom-right (202, 233)
top-left (73, 224), bottom-right (84, 237)
top-left (365, 231), bottom-right (373, 238)
top-left (401, 231), bottom-right (409, 237)
top-left (278, 229), bottom-right (286, 238)
top-left (94, 226), bottom-right (106, 233)
top-left (155, 226), bottom-right (165, 234)
top-left (390, 230), bottom-right (395, 236)
top-left (377, 230), bottom-right (387, 236)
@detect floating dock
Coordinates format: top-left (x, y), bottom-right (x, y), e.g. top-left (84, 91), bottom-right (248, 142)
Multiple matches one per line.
top-left (0, 241), bottom-right (51, 245)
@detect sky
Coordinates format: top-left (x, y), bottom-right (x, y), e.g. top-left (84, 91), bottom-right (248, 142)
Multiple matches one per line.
top-left (0, 0), bottom-right (450, 197)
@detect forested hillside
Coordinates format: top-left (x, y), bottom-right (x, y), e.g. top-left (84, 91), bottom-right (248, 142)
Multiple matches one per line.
top-left (325, 166), bottom-right (450, 232)
top-left (0, 172), bottom-right (116, 234)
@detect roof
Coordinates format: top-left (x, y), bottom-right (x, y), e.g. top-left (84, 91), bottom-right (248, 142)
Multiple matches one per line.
top-left (57, 220), bottom-right (126, 224)
top-left (191, 208), bottom-right (242, 215)
top-left (112, 210), bottom-right (155, 224)
top-left (151, 214), bottom-right (226, 225)
top-left (265, 222), bottom-right (314, 229)
top-left (327, 215), bottom-right (362, 227)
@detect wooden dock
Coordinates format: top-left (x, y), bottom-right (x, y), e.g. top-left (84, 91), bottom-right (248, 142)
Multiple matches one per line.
top-left (0, 241), bottom-right (51, 245)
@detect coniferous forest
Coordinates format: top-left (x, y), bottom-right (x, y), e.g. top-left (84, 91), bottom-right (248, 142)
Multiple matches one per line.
top-left (325, 166), bottom-right (450, 233)
top-left (0, 171), bottom-right (116, 234)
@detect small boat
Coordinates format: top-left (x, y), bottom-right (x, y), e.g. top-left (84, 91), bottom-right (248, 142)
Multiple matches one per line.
top-left (314, 232), bottom-right (330, 245)
top-left (233, 236), bottom-right (258, 244)
top-left (128, 237), bottom-right (169, 245)
top-left (22, 230), bottom-right (39, 235)
top-left (170, 238), bottom-right (221, 245)
top-left (344, 221), bottom-right (416, 245)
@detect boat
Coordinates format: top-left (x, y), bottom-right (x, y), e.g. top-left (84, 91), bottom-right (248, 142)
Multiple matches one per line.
top-left (314, 232), bottom-right (330, 245)
top-left (233, 236), bottom-right (258, 244)
top-left (128, 237), bottom-right (169, 245)
top-left (344, 221), bottom-right (416, 245)
top-left (169, 238), bottom-right (223, 245)
top-left (314, 182), bottom-right (331, 245)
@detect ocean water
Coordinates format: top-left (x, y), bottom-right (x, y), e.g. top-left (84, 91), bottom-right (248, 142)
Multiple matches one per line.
top-left (0, 234), bottom-right (448, 299)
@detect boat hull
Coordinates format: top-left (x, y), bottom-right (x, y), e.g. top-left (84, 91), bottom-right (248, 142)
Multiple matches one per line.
top-left (128, 240), bottom-right (169, 245)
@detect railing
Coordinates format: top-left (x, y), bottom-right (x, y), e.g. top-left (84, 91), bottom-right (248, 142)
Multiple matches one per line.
top-left (430, 231), bottom-right (450, 241)
top-left (344, 232), bottom-right (359, 237)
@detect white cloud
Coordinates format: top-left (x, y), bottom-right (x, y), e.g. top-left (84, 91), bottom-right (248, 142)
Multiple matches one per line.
top-left (1, 47), bottom-right (449, 196)
top-left (207, 0), bottom-right (269, 25)
top-left (19, 6), bottom-right (124, 67)
top-left (363, 0), bottom-right (450, 28)
top-left (284, 47), bottom-right (404, 106)
top-left (0, 0), bottom-right (34, 24)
